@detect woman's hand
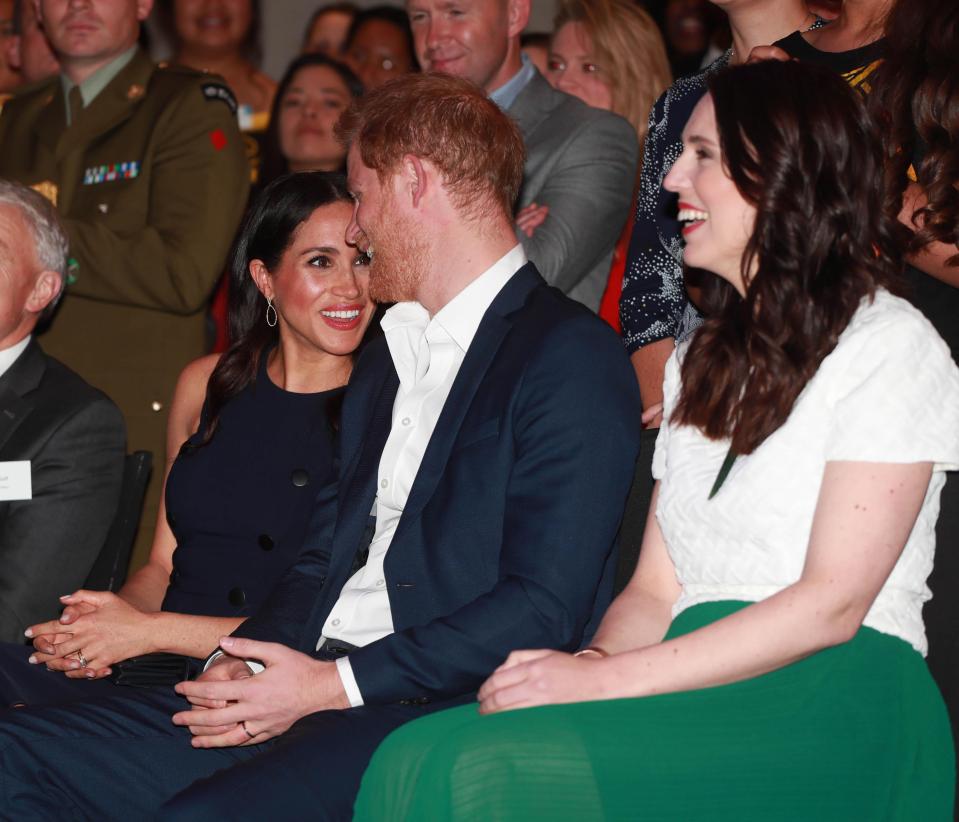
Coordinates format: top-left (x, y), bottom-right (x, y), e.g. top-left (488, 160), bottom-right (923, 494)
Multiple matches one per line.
top-left (516, 203), bottom-right (550, 238)
top-left (477, 649), bottom-right (613, 714)
top-left (26, 590), bottom-right (152, 679)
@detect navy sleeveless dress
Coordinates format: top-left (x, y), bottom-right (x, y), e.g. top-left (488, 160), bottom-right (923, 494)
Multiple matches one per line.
top-left (162, 354), bottom-right (341, 617)
top-left (0, 353), bottom-right (342, 706)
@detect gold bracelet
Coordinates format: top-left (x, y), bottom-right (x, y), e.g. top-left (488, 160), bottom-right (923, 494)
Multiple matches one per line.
top-left (573, 646), bottom-right (609, 658)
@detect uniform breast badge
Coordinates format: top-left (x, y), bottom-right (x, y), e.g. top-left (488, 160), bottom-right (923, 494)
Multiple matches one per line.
top-left (83, 161), bottom-right (141, 184)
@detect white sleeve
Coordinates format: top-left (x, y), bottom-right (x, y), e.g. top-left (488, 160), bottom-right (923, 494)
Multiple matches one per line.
top-left (824, 304), bottom-right (959, 471)
top-left (652, 346), bottom-right (684, 480)
top-left (335, 656), bottom-right (364, 707)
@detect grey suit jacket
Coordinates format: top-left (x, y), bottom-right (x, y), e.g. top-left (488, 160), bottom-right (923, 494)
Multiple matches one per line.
top-left (508, 71), bottom-right (638, 311)
top-left (0, 339), bottom-right (125, 643)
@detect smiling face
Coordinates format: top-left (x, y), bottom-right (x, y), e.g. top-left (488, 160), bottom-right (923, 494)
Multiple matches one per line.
top-left (344, 18), bottom-right (414, 91)
top-left (407, 0), bottom-right (519, 93)
top-left (546, 21), bottom-right (612, 112)
top-left (345, 144), bottom-right (431, 304)
top-left (663, 94), bottom-right (756, 294)
top-left (252, 200), bottom-right (374, 359)
top-left (277, 64), bottom-right (351, 172)
top-left (173, 0), bottom-right (251, 57)
top-left (38, 0), bottom-right (150, 73)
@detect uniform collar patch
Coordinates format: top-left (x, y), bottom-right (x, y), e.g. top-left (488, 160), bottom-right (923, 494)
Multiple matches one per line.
top-left (83, 161), bottom-right (140, 184)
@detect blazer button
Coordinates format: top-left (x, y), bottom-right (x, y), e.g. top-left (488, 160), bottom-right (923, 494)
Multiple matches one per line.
top-left (228, 587), bottom-right (246, 607)
top-left (291, 468), bottom-right (309, 487)
top-left (257, 533), bottom-right (274, 551)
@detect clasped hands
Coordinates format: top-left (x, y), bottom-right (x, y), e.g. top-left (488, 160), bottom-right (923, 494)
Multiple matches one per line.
top-left (26, 589), bottom-right (148, 679)
top-left (171, 636), bottom-right (350, 749)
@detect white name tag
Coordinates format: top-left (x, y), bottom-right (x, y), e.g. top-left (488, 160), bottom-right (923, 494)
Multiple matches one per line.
top-left (0, 461), bottom-right (32, 501)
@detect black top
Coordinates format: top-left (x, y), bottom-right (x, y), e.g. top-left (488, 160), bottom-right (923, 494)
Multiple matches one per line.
top-left (776, 32), bottom-right (886, 91)
top-left (162, 353), bottom-right (342, 617)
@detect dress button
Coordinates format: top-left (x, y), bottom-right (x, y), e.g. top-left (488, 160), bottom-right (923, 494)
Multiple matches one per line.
top-left (331, 618), bottom-right (341, 627)
top-left (291, 468), bottom-right (309, 487)
top-left (380, 479), bottom-right (388, 489)
top-left (257, 533), bottom-right (274, 551)
top-left (228, 587), bottom-right (246, 607)
top-left (376, 579), bottom-right (385, 587)
top-left (401, 417), bottom-right (411, 426)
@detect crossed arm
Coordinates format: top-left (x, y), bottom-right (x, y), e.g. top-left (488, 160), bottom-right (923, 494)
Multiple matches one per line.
top-left (478, 460), bottom-right (932, 712)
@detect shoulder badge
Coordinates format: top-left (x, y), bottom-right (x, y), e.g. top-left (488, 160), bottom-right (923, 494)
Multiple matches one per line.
top-left (201, 82), bottom-right (238, 115)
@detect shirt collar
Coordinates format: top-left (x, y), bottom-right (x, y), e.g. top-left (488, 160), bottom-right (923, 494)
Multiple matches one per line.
top-left (431, 244), bottom-right (526, 352)
top-left (488, 54), bottom-right (536, 111)
top-left (0, 336), bottom-right (31, 380)
top-left (61, 45), bottom-right (138, 122)
top-left (380, 244), bottom-right (527, 375)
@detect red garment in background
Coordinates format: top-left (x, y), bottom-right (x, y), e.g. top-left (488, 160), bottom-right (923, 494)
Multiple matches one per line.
top-left (598, 214), bottom-right (634, 335)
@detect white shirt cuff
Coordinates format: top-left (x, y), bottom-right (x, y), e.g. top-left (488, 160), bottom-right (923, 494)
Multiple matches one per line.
top-left (203, 650), bottom-right (264, 675)
top-left (335, 656), bottom-right (364, 707)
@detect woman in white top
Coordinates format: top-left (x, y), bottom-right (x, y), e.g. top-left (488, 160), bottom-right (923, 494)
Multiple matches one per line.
top-left (352, 60), bottom-right (959, 821)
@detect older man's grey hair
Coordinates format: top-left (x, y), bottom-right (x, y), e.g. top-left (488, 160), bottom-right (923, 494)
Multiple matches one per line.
top-left (0, 180), bottom-right (69, 317)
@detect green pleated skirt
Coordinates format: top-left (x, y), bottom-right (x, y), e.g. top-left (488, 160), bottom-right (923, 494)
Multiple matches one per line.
top-left (354, 602), bottom-right (955, 821)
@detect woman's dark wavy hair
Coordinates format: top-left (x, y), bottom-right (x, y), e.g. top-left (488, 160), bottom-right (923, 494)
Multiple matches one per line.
top-left (156, 0), bottom-right (264, 66)
top-left (259, 53), bottom-right (364, 187)
top-left (868, 0), bottom-right (959, 266)
top-left (673, 61), bottom-right (904, 455)
top-left (198, 171), bottom-right (354, 444)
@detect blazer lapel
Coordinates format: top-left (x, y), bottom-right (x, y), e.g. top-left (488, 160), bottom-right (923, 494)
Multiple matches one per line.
top-left (396, 265), bottom-right (542, 528)
top-left (330, 367), bottom-right (399, 576)
top-left (0, 341), bottom-right (45, 455)
top-left (506, 71), bottom-right (559, 141)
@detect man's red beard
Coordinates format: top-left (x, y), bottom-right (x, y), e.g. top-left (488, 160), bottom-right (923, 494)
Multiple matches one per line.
top-left (365, 211), bottom-right (432, 304)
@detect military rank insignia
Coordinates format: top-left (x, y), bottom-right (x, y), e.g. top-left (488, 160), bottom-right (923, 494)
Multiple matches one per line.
top-left (202, 82), bottom-right (238, 114)
top-left (31, 180), bottom-right (59, 206)
top-left (83, 162), bottom-right (140, 184)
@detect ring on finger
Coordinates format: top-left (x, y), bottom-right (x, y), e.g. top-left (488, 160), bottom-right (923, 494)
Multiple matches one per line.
top-left (74, 649), bottom-right (88, 668)
top-left (241, 720), bottom-right (257, 741)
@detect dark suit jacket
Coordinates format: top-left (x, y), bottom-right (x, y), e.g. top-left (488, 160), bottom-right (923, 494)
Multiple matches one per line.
top-left (0, 339), bottom-right (126, 643)
top-left (235, 265), bottom-right (641, 704)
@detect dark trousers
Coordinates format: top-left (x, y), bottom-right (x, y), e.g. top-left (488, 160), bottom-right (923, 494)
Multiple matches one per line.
top-left (0, 682), bottom-right (450, 821)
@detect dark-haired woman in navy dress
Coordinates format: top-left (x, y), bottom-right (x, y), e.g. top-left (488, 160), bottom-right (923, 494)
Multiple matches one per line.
top-left (0, 171), bottom-right (375, 705)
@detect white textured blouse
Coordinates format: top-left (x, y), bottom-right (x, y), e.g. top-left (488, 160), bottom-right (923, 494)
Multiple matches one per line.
top-left (653, 290), bottom-right (959, 654)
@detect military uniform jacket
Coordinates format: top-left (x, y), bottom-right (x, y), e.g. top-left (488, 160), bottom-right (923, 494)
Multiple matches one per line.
top-left (0, 49), bottom-right (249, 565)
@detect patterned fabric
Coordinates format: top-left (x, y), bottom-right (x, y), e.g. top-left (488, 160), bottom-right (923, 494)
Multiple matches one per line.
top-left (619, 51), bottom-right (730, 353)
top-left (653, 291), bottom-right (959, 654)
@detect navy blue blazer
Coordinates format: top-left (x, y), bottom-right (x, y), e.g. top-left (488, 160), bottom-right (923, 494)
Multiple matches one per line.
top-left (234, 264), bottom-right (642, 704)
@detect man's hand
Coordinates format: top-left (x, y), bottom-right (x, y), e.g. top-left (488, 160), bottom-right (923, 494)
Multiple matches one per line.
top-left (515, 202), bottom-right (549, 238)
top-left (477, 649), bottom-right (611, 714)
top-left (172, 636), bottom-right (351, 749)
top-left (25, 590), bottom-right (149, 679)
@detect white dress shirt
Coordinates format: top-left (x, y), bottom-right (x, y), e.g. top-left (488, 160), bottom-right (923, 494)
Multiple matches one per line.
top-left (0, 336), bottom-right (31, 380)
top-left (324, 244), bottom-right (527, 706)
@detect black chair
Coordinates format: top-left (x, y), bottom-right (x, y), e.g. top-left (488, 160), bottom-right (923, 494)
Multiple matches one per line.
top-left (83, 451), bottom-right (153, 593)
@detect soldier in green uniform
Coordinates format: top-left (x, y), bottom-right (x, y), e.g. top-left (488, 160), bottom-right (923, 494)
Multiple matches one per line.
top-left (0, 0), bottom-right (249, 569)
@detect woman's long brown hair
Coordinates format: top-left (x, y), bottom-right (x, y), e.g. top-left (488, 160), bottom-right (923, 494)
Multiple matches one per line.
top-left (868, 0), bottom-right (959, 266)
top-left (672, 61), bottom-right (903, 455)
